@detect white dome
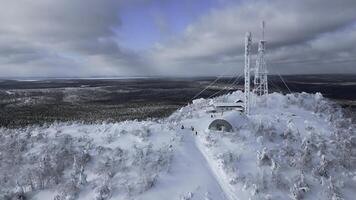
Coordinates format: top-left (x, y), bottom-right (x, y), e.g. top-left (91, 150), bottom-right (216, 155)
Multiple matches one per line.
top-left (208, 111), bottom-right (249, 132)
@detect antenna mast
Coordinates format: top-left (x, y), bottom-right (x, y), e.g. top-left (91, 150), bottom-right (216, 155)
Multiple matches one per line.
top-left (244, 32), bottom-right (252, 115)
top-left (253, 21), bottom-right (268, 105)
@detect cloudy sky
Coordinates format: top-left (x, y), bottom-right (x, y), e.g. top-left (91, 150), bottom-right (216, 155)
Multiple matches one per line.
top-left (0, 0), bottom-right (355, 77)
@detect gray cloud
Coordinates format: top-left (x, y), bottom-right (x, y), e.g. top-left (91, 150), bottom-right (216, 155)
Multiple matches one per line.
top-left (0, 0), bottom-right (150, 77)
top-left (0, 0), bottom-right (355, 77)
top-left (150, 0), bottom-right (356, 75)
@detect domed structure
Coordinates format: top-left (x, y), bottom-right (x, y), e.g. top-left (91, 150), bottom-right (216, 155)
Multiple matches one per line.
top-left (208, 119), bottom-right (233, 132)
top-left (207, 111), bottom-right (248, 132)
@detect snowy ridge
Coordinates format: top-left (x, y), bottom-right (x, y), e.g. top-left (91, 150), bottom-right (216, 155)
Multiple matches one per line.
top-left (0, 91), bottom-right (355, 200)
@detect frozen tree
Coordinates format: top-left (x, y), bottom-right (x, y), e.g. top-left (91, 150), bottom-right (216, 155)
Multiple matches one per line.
top-left (12, 181), bottom-right (26, 200)
top-left (95, 183), bottom-right (112, 200)
top-left (335, 135), bottom-right (353, 170)
top-left (204, 134), bottom-right (218, 147)
top-left (204, 192), bottom-right (212, 200)
top-left (280, 139), bottom-right (296, 166)
top-left (314, 154), bottom-right (329, 178)
top-left (290, 173), bottom-right (309, 200)
top-left (138, 174), bottom-right (157, 193)
top-left (282, 121), bottom-right (300, 142)
top-left (96, 156), bottom-right (118, 179)
top-left (316, 138), bottom-right (327, 156)
top-left (54, 181), bottom-right (79, 200)
top-left (104, 133), bottom-right (116, 144)
top-left (180, 192), bottom-right (194, 200)
top-left (255, 170), bottom-right (269, 193)
top-left (257, 148), bottom-right (272, 166)
top-left (36, 153), bottom-right (54, 189)
top-left (271, 166), bottom-right (289, 191)
top-left (254, 122), bottom-right (277, 142)
top-left (299, 145), bottom-right (313, 171)
top-left (78, 165), bottom-right (87, 186)
top-left (326, 177), bottom-right (343, 200)
top-left (132, 126), bottom-right (151, 141)
top-left (217, 151), bottom-right (239, 173)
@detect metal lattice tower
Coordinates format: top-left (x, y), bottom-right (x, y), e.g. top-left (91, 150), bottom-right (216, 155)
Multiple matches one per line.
top-left (253, 21), bottom-right (268, 104)
top-left (244, 32), bottom-right (252, 115)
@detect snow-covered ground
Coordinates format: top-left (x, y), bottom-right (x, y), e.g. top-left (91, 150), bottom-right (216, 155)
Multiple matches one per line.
top-left (0, 91), bottom-right (355, 200)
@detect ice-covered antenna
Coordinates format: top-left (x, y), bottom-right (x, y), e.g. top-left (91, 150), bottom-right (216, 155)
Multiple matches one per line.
top-left (262, 21), bottom-right (265, 40)
top-left (253, 21), bottom-right (268, 106)
top-left (244, 32), bottom-right (252, 115)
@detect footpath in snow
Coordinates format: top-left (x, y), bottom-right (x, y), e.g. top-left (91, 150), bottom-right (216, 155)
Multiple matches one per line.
top-left (138, 131), bottom-right (228, 200)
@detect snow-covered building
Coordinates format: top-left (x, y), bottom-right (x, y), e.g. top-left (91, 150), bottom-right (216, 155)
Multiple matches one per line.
top-left (207, 99), bottom-right (244, 113)
top-left (208, 111), bottom-right (248, 132)
top-left (213, 102), bottom-right (244, 112)
top-left (208, 119), bottom-right (233, 132)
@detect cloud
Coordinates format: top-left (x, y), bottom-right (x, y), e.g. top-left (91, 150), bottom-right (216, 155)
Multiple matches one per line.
top-left (0, 0), bottom-right (355, 77)
top-left (0, 0), bottom-right (150, 77)
top-left (150, 0), bottom-right (356, 75)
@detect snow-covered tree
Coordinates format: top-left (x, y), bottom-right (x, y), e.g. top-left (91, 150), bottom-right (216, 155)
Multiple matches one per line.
top-left (95, 183), bottom-right (112, 200)
top-left (290, 173), bottom-right (309, 200)
top-left (257, 148), bottom-right (272, 166)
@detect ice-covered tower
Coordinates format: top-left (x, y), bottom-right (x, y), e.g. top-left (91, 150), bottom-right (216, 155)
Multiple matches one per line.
top-left (244, 32), bottom-right (252, 115)
top-left (253, 21), bottom-right (268, 104)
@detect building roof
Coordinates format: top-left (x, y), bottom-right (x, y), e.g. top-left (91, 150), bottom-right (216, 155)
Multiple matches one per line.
top-left (213, 102), bottom-right (243, 108)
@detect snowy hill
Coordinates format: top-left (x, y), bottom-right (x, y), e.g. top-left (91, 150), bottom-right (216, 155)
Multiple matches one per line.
top-left (0, 91), bottom-right (355, 200)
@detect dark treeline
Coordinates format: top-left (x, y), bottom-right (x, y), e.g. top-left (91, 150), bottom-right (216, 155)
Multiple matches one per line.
top-left (0, 74), bottom-right (355, 128)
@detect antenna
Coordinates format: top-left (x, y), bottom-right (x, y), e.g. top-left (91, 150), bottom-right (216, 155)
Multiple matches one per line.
top-left (253, 21), bottom-right (268, 106)
top-left (262, 21), bottom-right (265, 40)
top-left (244, 32), bottom-right (252, 115)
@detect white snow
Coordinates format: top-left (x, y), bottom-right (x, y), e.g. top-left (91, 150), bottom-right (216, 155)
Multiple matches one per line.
top-left (5, 90), bottom-right (14, 95)
top-left (0, 91), bottom-right (355, 200)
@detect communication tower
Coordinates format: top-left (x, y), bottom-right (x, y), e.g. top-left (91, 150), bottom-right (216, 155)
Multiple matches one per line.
top-left (244, 32), bottom-right (252, 115)
top-left (253, 21), bottom-right (268, 104)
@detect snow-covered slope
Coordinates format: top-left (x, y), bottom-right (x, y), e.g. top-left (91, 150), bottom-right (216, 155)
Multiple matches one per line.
top-left (0, 91), bottom-right (355, 200)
